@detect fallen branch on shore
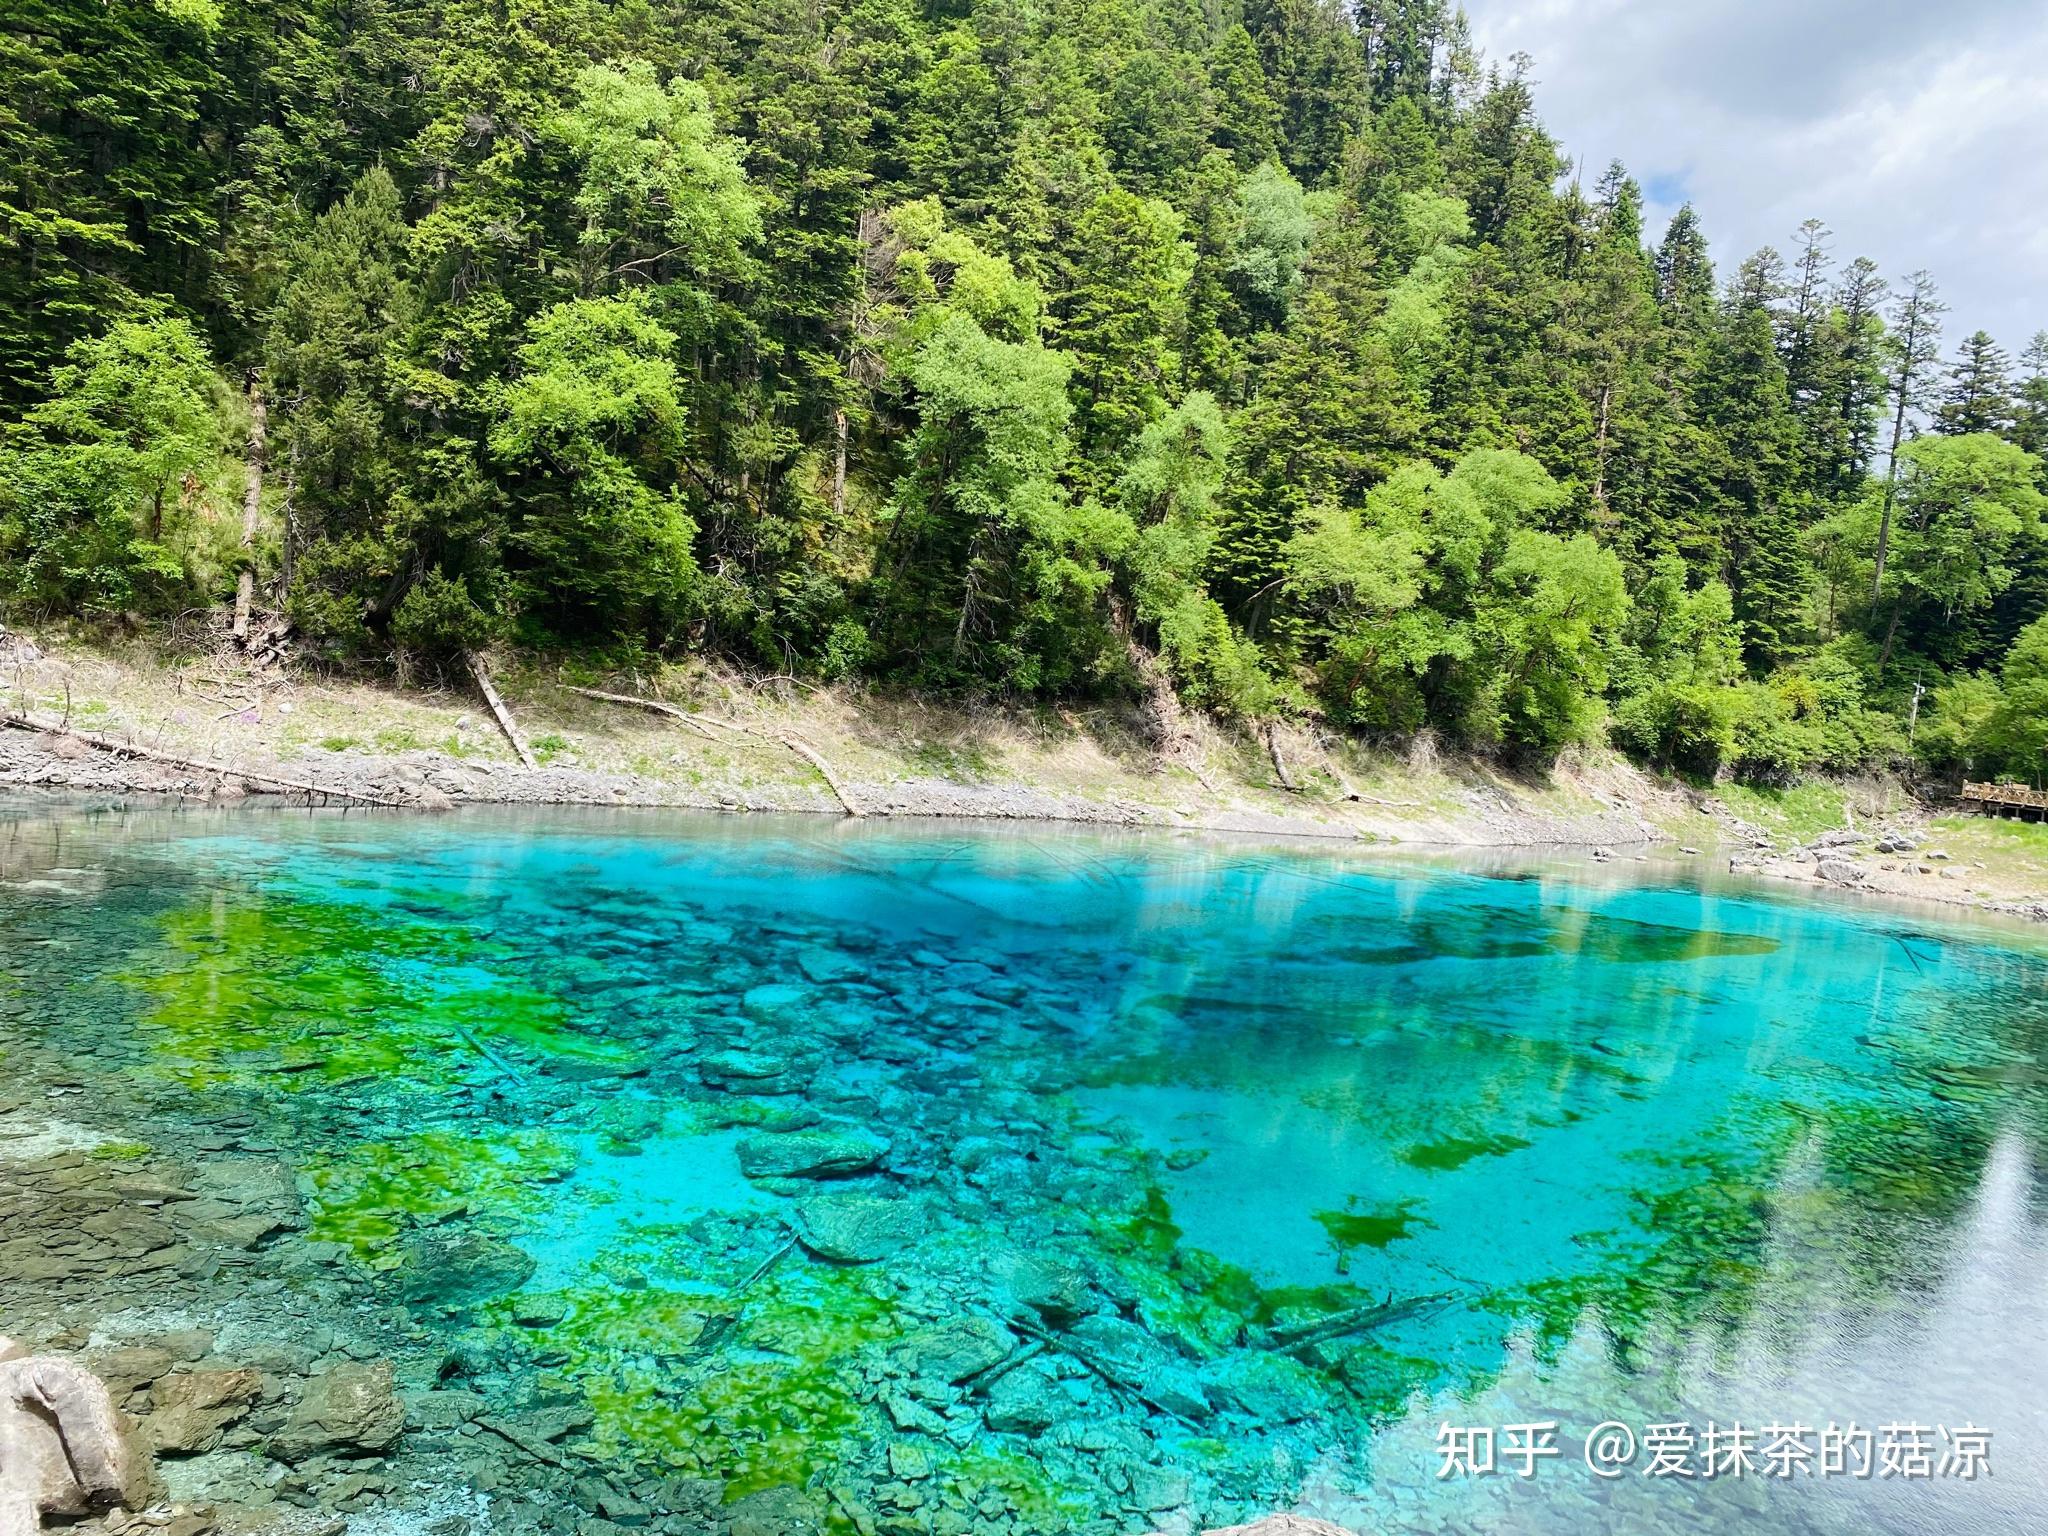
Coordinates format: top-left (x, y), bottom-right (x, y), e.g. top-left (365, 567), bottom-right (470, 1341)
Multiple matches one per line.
top-left (467, 651), bottom-right (537, 769)
top-left (567, 685), bottom-right (865, 817)
top-left (775, 732), bottom-right (864, 817)
top-left (1263, 721), bottom-right (1299, 793)
top-left (0, 711), bottom-right (408, 808)
top-left (564, 686), bottom-right (733, 739)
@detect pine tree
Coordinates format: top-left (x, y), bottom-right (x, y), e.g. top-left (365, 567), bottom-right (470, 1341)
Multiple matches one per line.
top-left (1936, 330), bottom-right (2014, 437)
top-left (1873, 270), bottom-right (1946, 597)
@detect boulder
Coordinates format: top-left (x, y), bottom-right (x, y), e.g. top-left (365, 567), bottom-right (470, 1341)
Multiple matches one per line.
top-left (1817, 859), bottom-right (1865, 885)
top-left (790, 1194), bottom-right (926, 1264)
top-left (1000, 1250), bottom-right (1091, 1324)
top-left (736, 1125), bottom-right (886, 1179)
top-left (270, 1361), bottom-right (405, 1462)
top-left (146, 1367), bottom-right (265, 1455)
top-left (399, 1232), bottom-right (537, 1308)
top-left (0, 1348), bottom-right (161, 1526)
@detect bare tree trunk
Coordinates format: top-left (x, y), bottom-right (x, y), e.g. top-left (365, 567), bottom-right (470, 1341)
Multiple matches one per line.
top-left (1592, 380), bottom-right (1611, 517)
top-left (233, 382), bottom-right (267, 644)
top-left (1873, 390), bottom-right (1909, 600)
top-left (832, 407), bottom-right (848, 521)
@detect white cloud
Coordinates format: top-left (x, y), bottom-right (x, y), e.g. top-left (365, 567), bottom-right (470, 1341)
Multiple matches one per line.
top-left (1458, 0), bottom-right (2048, 353)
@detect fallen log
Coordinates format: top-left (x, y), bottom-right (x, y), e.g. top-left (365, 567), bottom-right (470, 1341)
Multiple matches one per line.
top-left (1263, 721), bottom-right (1299, 793)
top-left (1254, 1290), bottom-right (1459, 1354)
top-left (999, 1313), bottom-right (1204, 1431)
top-left (777, 732), bottom-right (864, 818)
top-left (0, 712), bottom-right (408, 808)
top-left (467, 651), bottom-right (538, 769)
top-left (566, 685), bottom-right (865, 817)
top-left (564, 685), bottom-right (733, 739)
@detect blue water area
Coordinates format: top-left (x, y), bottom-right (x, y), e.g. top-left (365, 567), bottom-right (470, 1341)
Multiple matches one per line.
top-left (3, 802), bottom-right (2047, 1535)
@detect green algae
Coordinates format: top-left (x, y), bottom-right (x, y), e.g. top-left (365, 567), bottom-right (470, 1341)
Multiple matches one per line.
top-left (120, 895), bottom-right (641, 1088)
top-left (89, 1139), bottom-right (153, 1160)
top-left (306, 1128), bottom-right (579, 1261)
top-left (571, 1263), bottom-right (901, 1498)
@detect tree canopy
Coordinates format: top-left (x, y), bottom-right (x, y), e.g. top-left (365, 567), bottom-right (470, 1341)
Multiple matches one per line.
top-left (1, 0), bottom-right (2042, 774)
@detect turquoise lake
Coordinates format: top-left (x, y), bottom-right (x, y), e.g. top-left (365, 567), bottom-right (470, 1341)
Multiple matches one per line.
top-left (3, 802), bottom-right (2047, 1535)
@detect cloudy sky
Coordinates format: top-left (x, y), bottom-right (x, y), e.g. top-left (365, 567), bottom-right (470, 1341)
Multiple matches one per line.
top-left (1457, 0), bottom-right (2048, 359)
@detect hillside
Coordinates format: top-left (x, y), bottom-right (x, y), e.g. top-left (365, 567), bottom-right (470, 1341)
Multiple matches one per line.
top-left (1, 0), bottom-right (2044, 801)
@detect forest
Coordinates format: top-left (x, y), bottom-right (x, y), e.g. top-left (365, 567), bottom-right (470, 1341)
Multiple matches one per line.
top-left (2, 0), bottom-right (2045, 786)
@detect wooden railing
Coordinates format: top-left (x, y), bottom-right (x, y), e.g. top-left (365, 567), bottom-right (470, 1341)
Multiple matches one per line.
top-left (1960, 781), bottom-right (2048, 813)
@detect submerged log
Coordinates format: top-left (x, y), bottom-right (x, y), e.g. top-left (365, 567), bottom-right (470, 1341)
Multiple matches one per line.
top-left (1254, 1290), bottom-right (1459, 1354)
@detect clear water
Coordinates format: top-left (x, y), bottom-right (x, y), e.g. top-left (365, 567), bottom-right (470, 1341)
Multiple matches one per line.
top-left (4, 802), bottom-right (2047, 1535)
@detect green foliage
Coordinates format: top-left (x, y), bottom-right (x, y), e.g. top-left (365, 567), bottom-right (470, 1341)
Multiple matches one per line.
top-left (1, 317), bottom-right (221, 609)
top-left (548, 59), bottom-right (760, 295)
top-left (0, 0), bottom-right (2040, 785)
top-left (492, 296), bottom-right (700, 643)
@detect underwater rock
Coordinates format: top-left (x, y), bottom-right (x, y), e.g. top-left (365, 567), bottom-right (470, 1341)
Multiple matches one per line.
top-left (885, 1441), bottom-right (933, 1480)
top-left (1200, 1353), bottom-right (1325, 1425)
top-left (89, 1345), bottom-right (177, 1400)
top-left (403, 1389), bottom-right (487, 1431)
top-left (1194, 1519), bottom-right (1356, 1536)
top-left (981, 1365), bottom-right (1064, 1436)
top-left (737, 1125), bottom-right (888, 1179)
top-left (700, 1050), bottom-right (811, 1095)
top-left (0, 1347), bottom-right (161, 1525)
top-left (894, 1317), bottom-right (1012, 1385)
top-left (795, 948), bottom-right (864, 984)
top-left (510, 1296), bottom-right (569, 1328)
top-left (270, 1361), bottom-right (405, 1462)
top-left (1000, 1250), bottom-right (1092, 1325)
top-left (399, 1232), bottom-right (538, 1308)
top-left (790, 1193), bottom-right (927, 1263)
top-left (195, 1158), bottom-right (303, 1226)
top-left (1131, 1466), bottom-right (1190, 1511)
top-left (739, 984), bottom-right (813, 1022)
top-left (146, 1367), bottom-right (265, 1455)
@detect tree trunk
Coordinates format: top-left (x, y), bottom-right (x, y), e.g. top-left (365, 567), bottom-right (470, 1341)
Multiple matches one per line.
top-left (1591, 380), bottom-right (1612, 517)
top-left (233, 382), bottom-right (267, 644)
top-left (832, 407), bottom-right (848, 521)
top-left (1873, 389), bottom-right (1909, 600)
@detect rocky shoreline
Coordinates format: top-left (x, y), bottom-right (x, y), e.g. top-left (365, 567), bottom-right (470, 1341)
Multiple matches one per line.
top-left (0, 713), bottom-right (1667, 849)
